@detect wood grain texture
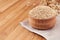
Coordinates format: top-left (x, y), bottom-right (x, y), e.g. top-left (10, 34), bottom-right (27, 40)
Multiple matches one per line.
top-left (0, 0), bottom-right (19, 12)
top-left (0, 0), bottom-right (46, 40)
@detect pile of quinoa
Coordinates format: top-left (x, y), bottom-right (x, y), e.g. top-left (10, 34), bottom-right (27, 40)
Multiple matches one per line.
top-left (29, 6), bottom-right (57, 19)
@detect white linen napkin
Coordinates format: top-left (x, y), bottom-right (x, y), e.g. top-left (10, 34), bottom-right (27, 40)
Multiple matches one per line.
top-left (20, 15), bottom-right (60, 40)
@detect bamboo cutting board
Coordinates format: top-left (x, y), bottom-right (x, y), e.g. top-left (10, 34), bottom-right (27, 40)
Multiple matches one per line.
top-left (0, 0), bottom-right (45, 40)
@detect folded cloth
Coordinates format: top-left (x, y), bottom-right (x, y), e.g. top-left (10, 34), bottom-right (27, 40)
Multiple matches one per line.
top-left (20, 15), bottom-right (60, 40)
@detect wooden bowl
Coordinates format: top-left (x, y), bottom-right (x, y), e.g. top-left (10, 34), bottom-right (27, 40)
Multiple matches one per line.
top-left (28, 16), bottom-right (56, 30)
top-left (28, 6), bottom-right (57, 30)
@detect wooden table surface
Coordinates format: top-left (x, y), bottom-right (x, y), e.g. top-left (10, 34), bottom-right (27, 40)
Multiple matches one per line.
top-left (0, 0), bottom-right (46, 40)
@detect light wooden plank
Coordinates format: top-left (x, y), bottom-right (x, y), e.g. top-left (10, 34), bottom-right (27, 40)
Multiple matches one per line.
top-left (0, 13), bottom-right (28, 40)
top-left (32, 34), bottom-right (45, 40)
top-left (5, 25), bottom-right (28, 40)
top-left (0, 0), bottom-right (40, 31)
top-left (0, 0), bottom-right (25, 21)
top-left (0, 0), bottom-right (19, 12)
top-left (0, 0), bottom-right (25, 27)
top-left (14, 31), bottom-right (34, 40)
top-left (0, 0), bottom-right (46, 40)
top-left (0, 0), bottom-right (26, 40)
